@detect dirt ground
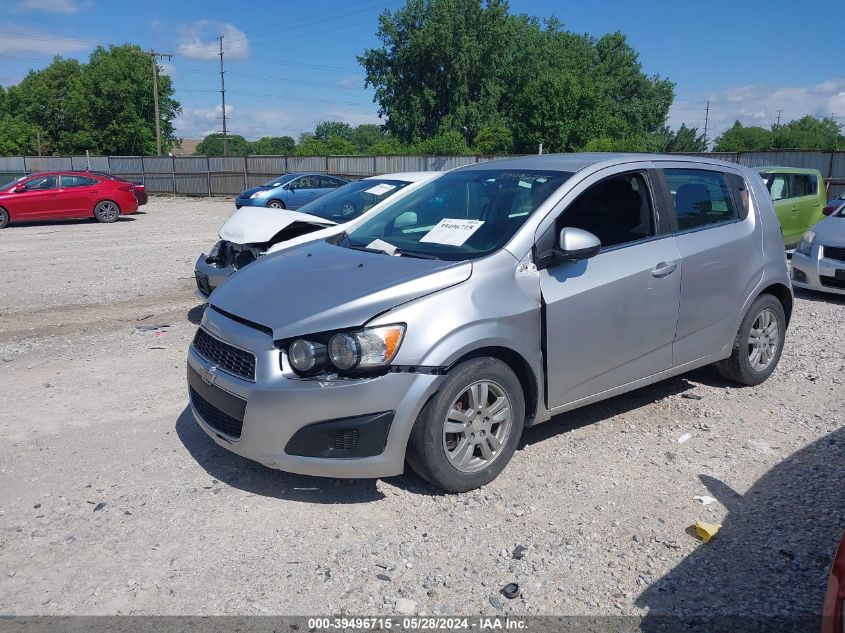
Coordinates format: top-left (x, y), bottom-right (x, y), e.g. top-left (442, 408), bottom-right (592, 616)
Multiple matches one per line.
top-left (0, 197), bottom-right (843, 622)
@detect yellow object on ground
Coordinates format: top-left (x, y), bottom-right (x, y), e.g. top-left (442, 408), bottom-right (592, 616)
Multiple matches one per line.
top-left (695, 521), bottom-right (722, 543)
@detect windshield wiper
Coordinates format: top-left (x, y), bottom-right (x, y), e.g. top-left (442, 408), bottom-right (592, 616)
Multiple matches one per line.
top-left (395, 249), bottom-right (440, 260)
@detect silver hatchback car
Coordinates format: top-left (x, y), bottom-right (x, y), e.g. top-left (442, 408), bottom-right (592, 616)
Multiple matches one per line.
top-left (187, 154), bottom-right (792, 492)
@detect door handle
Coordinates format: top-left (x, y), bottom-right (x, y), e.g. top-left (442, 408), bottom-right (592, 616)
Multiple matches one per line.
top-left (651, 262), bottom-right (677, 278)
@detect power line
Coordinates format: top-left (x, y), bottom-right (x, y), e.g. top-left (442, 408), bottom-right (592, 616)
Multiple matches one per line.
top-left (226, 71), bottom-right (362, 90)
top-left (227, 90), bottom-right (373, 107)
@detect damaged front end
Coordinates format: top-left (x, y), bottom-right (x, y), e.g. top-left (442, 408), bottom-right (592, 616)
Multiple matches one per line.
top-left (194, 221), bottom-right (329, 298)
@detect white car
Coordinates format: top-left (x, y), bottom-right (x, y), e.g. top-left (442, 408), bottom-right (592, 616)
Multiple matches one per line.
top-left (194, 172), bottom-right (438, 297)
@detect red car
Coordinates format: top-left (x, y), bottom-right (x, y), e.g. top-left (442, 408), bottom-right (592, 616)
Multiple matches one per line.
top-left (824, 531), bottom-right (845, 633)
top-left (0, 171), bottom-right (140, 228)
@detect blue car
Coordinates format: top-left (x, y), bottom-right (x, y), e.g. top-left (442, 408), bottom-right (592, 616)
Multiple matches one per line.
top-left (235, 172), bottom-right (349, 209)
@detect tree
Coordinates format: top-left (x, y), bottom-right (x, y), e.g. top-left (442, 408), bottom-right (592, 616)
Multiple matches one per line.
top-left (663, 123), bottom-right (708, 153)
top-left (359, 1), bottom-right (674, 152)
top-left (0, 44), bottom-right (181, 155)
top-left (714, 122), bottom-right (773, 152)
top-left (472, 122), bottom-right (513, 154)
top-left (250, 136), bottom-right (296, 155)
top-left (772, 116), bottom-right (844, 150)
top-left (196, 133), bottom-right (252, 156)
top-left (314, 121), bottom-right (354, 143)
top-left (412, 130), bottom-right (469, 154)
top-left (350, 124), bottom-right (386, 153)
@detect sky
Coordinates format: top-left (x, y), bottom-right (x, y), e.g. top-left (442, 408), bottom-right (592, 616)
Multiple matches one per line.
top-left (0, 0), bottom-right (843, 144)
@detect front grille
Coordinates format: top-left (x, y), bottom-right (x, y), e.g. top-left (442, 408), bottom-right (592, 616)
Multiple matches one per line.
top-left (189, 387), bottom-right (243, 438)
top-left (823, 245), bottom-right (845, 262)
top-left (195, 272), bottom-right (211, 295)
top-left (820, 275), bottom-right (845, 290)
top-left (192, 328), bottom-right (256, 381)
top-left (333, 429), bottom-right (360, 451)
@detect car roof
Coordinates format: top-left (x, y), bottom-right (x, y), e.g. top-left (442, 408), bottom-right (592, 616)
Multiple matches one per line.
top-left (363, 171), bottom-right (438, 183)
top-left (457, 152), bottom-right (749, 174)
top-left (23, 171), bottom-right (104, 177)
top-left (755, 166), bottom-right (822, 175)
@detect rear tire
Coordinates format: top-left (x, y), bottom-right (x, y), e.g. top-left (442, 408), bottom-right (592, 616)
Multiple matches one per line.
top-left (266, 199), bottom-right (285, 209)
top-left (93, 200), bottom-right (120, 223)
top-left (717, 294), bottom-right (785, 386)
top-left (0, 207), bottom-right (9, 229)
top-left (407, 357), bottom-right (525, 492)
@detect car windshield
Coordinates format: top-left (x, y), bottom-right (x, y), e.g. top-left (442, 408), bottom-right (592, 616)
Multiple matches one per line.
top-left (263, 174), bottom-right (296, 188)
top-left (343, 169), bottom-right (572, 261)
top-left (0, 176), bottom-right (25, 190)
top-left (297, 178), bottom-right (413, 223)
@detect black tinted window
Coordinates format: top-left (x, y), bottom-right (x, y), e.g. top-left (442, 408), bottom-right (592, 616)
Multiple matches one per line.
top-left (62, 175), bottom-right (97, 187)
top-left (558, 172), bottom-right (656, 248)
top-left (664, 169), bottom-right (737, 231)
top-left (792, 174), bottom-right (817, 197)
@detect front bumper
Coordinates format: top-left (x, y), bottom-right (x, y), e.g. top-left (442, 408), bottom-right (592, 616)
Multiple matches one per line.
top-left (186, 307), bottom-right (444, 478)
top-left (791, 245), bottom-right (845, 296)
top-left (194, 253), bottom-right (235, 298)
top-left (235, 196), bottom-right (264, 209)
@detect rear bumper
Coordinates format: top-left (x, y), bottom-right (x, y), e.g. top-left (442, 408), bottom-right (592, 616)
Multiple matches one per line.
top-left (791, 246), bottom-right (845, 296)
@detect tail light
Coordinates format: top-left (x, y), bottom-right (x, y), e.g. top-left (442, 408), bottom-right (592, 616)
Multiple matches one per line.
top-left (118, 183), bottom-right (133, 191)
top-left (823, 205), bottom-right (836, 216)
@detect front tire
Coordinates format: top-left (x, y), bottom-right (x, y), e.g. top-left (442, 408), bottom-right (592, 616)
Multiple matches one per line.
top-left (717, 294), bottom-right (786, 386)
top-left (407, 357), bottom-right (525, 492)
top-left (266, 199), bottom-right (285, 209)
top-left (0, 207), bottom-right (9, 229)
top-left (93, 200), bottom-right (120, 223)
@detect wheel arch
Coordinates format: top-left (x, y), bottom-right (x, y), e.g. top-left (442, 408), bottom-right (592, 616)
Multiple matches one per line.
top-left (446, 346), bottom-right (540, 426)
top-left (758, 282), bottom-right (793, 326)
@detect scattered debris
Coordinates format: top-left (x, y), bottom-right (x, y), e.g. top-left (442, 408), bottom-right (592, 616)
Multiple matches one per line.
top-left (93, 502), bottom-right (106, 512)
top-left (677, 432), bottom-right (693, 444)
top-left (694, 520), bottom-right (721, 543)
top-left (33, 503), bottom-right (41, 509)
top-left (136, 314), bottom-right (154, 322)
top-left (135, 324), bottom-right (170, 332)
top-left (376, 574), bottom-right (391, 582)
top-left (394, 598), bottom-right (417, 615)
top-left (500, 583), bottom-right (520, 599)
top-left (512, 545), bottom-right (527, 560)
top-left (489, 595), bottom-right (504, 610)
top-left (693, 495), bottom-right (717, 506)
top-left (148, 346), bottom-right (166, 350)
top-left (681, 393), bottom-right (703, 400)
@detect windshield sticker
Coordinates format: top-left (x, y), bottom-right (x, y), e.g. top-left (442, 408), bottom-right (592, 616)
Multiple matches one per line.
top-left (419, 218), bottom-right (485, 246)
top-left (364, 183), bottom-right (397, 196)
top-left (367, 238), bottom-right (398, 255)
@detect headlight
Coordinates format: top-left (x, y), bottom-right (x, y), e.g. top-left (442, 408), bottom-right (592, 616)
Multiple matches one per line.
top-left (796, 231), bottom-right (815, 256)
top-left (249, 191), bottom-right (265, 199)
top-left (285, 324), bottom-right (405, 375)
top-left (288, 339), bottom-right (327, 372)
top-left (207, 240), bottom-right (223, 258)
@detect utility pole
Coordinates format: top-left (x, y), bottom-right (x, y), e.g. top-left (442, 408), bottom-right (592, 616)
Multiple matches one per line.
top-left (776, 109), bottom-right (783, 126)
top-left (35, 130), bottom-right (41, 156)
top-left (218, 36), bottom-right (229, 157)
top-left (703, 100), bottom-right (710, 147)
top-left (136, 49), bottom-right (174, 156)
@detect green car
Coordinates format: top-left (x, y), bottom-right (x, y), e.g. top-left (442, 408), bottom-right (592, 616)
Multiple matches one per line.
top-left (756, 167), bottom-right (827, 247)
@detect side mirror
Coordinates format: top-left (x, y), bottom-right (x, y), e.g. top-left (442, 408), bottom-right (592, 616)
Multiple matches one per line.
top-left (12, 184), bottom-right (26, 193)
top-left (394, 211), bottom-right (417, 229)
top-left (537, 227), bottom-right (601, 268)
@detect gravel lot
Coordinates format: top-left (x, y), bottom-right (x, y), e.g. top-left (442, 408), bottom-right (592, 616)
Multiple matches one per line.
top-left (0, 197), bottom-right (843, 623)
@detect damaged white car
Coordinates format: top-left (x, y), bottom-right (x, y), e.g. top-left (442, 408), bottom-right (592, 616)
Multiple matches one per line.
top-left (194, 172), bottom-right (437, 297)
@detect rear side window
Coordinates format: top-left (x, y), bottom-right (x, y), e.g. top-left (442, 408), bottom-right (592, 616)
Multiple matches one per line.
top-left (792, 173), bottom-right (817, 197)
top-left (663, 169), bottom-right (738, 232)
top-left (62, 175), bottom-right (98, 187)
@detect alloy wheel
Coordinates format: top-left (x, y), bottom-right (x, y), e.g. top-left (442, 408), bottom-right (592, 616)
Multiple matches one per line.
top-left (747, 308), bottom-right (779, 372)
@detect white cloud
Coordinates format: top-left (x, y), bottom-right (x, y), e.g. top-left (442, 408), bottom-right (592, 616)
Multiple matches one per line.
top-left (178, 20), bottom-right (249, 61)
top-left (0, 24), bottom-right (90, 55)
top-left (174, 104), bottom-right (381, 140)
top-left (14, 0), bottom-right (88, 13)
top-left (670, 79), bottom-right (845, 139)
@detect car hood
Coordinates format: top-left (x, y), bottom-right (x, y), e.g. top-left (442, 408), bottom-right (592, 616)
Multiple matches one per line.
top-left (219, 207), bottom-right (336, 244)
top-left (238, 185), bottom-right (275, 199)
top-left (814, 215), bottom-right (845, 246)
top-left (209, 239), bottom-right (472, 339)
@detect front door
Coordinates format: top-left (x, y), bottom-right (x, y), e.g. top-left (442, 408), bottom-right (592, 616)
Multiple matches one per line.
top-left (793, 172), bottom-right (824, 236)
top-left (13, 175), bottom-right (59, 220)
top-left (286, 176), bottom-right (320, 209)
top-left (540, 168), bottom-right (681, 410)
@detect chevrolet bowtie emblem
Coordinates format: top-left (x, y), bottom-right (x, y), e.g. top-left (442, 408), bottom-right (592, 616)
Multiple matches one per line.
top-left (200, 365), bottom-right (218, 386)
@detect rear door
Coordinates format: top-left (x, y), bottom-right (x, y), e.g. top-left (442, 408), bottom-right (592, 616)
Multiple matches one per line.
top-left (655, 164), bottom-right (762, 367)
top-left (793, 172), bottom-right (824, 235)
top-left (766, 172), bottom-right (801, 244)
top-left (539, 164), bottom-right (682, 409)
top-left (59, 174), bottom-right (101, 217)
top-left (13, 175), bottom-right (59, 220)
